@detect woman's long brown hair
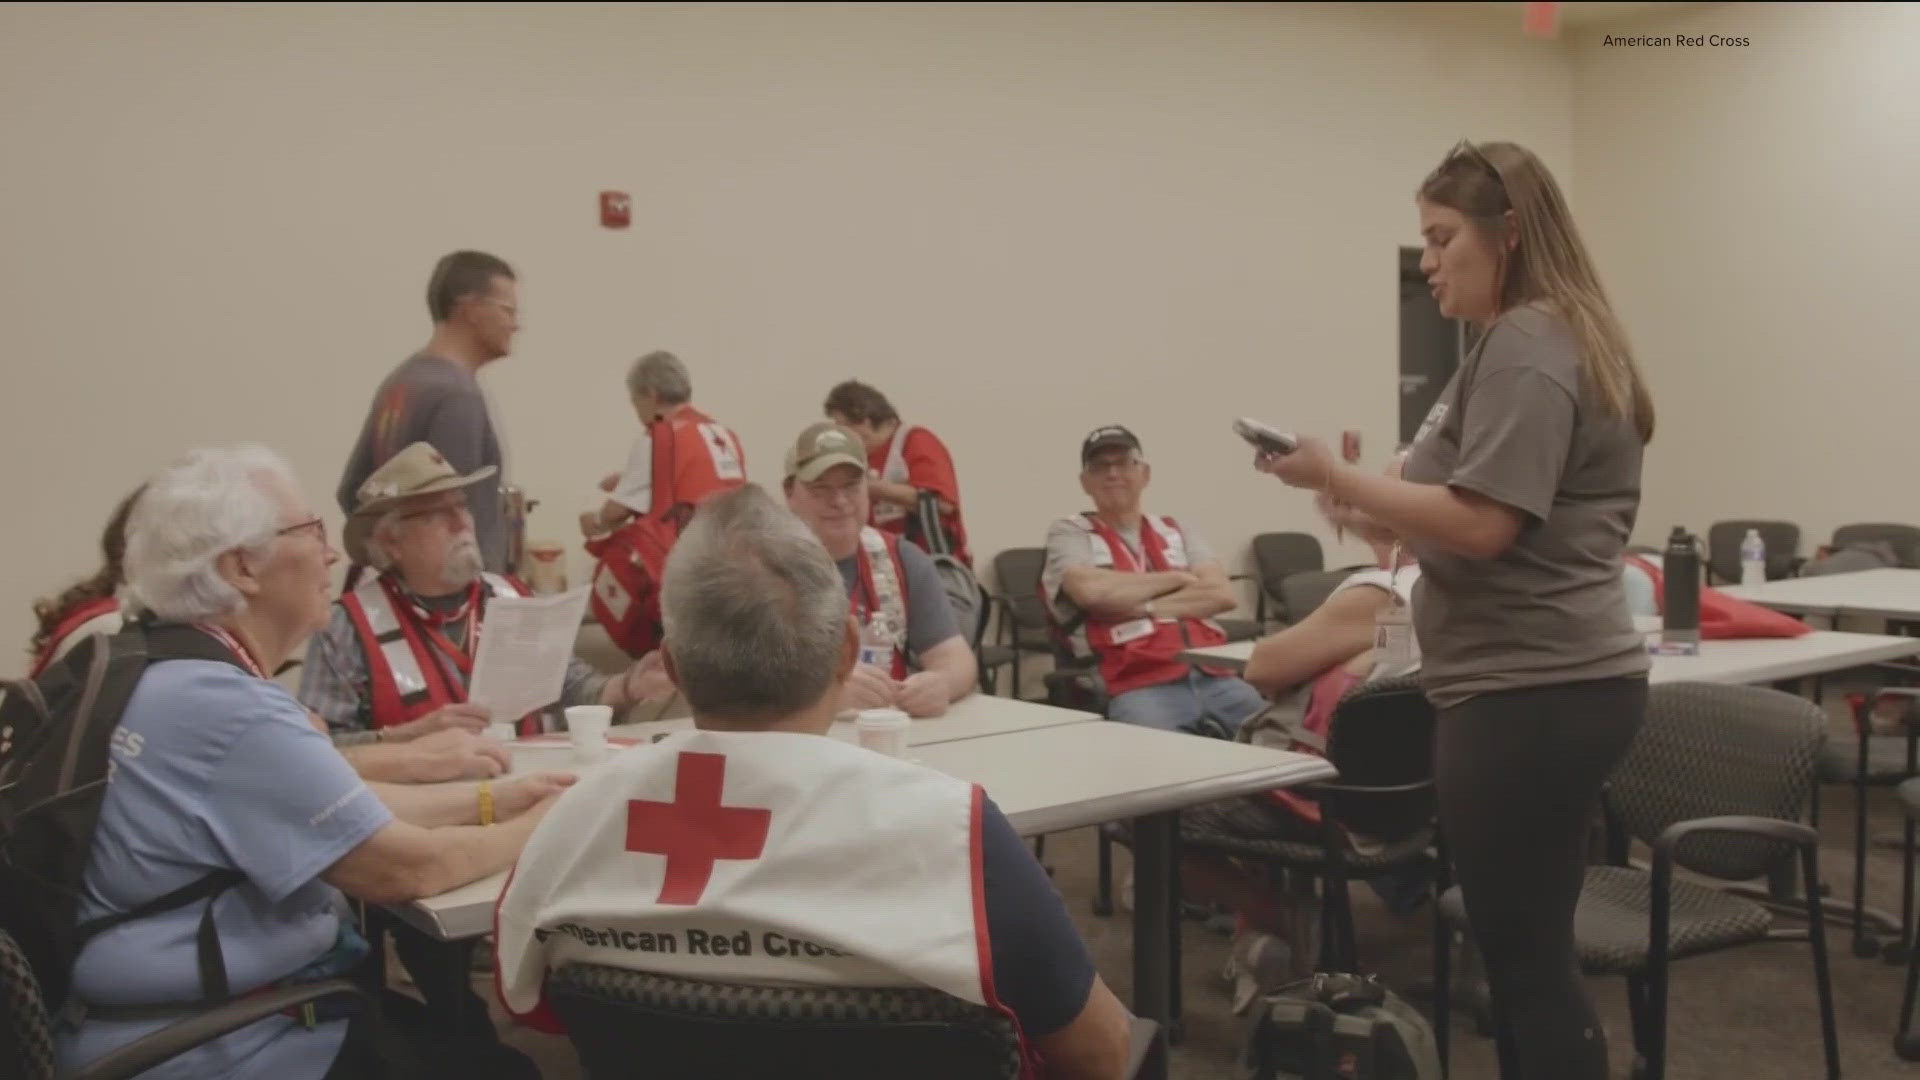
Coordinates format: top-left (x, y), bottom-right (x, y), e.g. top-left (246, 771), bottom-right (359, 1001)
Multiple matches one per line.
top-left (1419, 140), bottom-right (1655, 443)
top-left (29, 485), bottom-right (145, 659)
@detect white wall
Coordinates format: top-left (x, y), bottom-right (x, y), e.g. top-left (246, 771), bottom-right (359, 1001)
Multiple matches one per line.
top-left (0, 2), bottom-right (1572, 669)
top-left (1571, 2), bottom-right (1919, 552)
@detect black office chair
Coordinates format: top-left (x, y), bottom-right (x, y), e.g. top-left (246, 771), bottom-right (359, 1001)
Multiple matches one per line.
top-left (1177, 677), bottom-right (1448, 1058)
top-left (1444, 682), bottom-right (1839, 1080)
top-left (0, 926), bottom-right (367, 1080)
top-left (1832, 523), bottom-right (1920, 569)
top-left (547, 963), bottom-right (1166, 1080)
top-left (1250, 533), bottom-right (1325, 627)
top-left (1705, 520), bottom-right (1801, 584)
top-left (981, 548), bottom-right (1054, 700)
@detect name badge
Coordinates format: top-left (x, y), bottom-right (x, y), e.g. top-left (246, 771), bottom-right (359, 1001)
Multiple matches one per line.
top-left (1373, 604), bottom-right (1413, 674)
top-left (1109, 618), bottom-right (1154, 645)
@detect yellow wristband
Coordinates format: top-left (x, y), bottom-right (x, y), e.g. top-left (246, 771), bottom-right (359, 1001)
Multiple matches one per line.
top-left (478, 780), bottom-right (495, 826)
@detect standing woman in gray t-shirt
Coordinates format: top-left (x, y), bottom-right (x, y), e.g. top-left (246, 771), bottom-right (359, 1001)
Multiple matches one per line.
top-left (1258, 141), bottom-right (1654, 1080)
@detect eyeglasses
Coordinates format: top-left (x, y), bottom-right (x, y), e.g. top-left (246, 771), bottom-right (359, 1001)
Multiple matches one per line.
top-left (276, 517), bottom-right (328, 545)
top-left (1084, 457), bottom-right (1142, 476)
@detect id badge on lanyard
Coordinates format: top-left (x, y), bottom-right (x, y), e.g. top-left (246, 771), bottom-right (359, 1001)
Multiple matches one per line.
top-left (1372, 543), bottom-right (1413, 674)
top-left (1374, 604), bottom-right (1413, 673)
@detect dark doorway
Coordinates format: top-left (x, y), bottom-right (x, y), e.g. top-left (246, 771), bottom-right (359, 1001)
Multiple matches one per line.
top-left (1397, 246), bottom-right (1472, 447)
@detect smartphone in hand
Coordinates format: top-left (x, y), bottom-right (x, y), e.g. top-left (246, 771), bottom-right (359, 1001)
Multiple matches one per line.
top-left (1233, 417), bottom-right (1298, 456)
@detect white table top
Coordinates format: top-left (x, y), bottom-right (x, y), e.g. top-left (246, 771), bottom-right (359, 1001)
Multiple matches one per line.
top-left (516, 692), bottom-right (1095, 754)
top-left (397, 713), bottom-right (1332, 940)
top-left (1181, 629), bottom-right (1920, 687)
top-left (1721, 568), bottom-right (1920, 620)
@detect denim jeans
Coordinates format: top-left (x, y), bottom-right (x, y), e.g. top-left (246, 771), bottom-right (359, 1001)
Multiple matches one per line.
top-left (1107, 670), bottom-right (1265, 739)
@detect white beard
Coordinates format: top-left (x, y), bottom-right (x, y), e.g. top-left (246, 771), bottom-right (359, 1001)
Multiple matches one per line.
top-left (443, 537), bottom-right (484, 587)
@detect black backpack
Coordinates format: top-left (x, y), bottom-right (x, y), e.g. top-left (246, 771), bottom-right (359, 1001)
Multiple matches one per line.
top-left (0, 622), bottom-right (248, 1015)
top-left (1238, 973), bottom-right (1442, 1080)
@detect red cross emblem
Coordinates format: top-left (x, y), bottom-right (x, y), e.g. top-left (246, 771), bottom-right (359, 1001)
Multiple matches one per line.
top-left (626, 752), bottom-right (772, 905)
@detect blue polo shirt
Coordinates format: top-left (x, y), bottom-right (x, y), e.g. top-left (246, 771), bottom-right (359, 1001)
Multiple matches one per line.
top-left (57, 659), bottom-right (393, 1080)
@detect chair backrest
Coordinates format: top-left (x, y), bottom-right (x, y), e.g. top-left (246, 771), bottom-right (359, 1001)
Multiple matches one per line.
top-left (1832, 522), bottom-right (1920, 568)
top-left (1251, 533), bottom-right (1325, 606)
top-left (1604, 682), bottom-right (1824, 882)
top-left (1278, 567), bottom-right (1361, 625)
top-left (1321, 675), bottom-right (1436, 843)
top-left (1705, 519), bottom-right (1800, 582)
top-left (548, 964), bottom-right (1023, 1080)
top-left (991, 548), bottom-right (1050, 638)
top-left (0, 927), bottom-right (56, 1080)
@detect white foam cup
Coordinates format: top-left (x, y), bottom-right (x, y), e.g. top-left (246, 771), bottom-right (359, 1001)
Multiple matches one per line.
top-left (565, 705), bottom-right (614, 762)
top-left (855, 708), bottom-right (911, 759)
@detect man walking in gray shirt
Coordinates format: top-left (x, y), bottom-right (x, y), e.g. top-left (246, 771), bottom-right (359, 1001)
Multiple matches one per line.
top-left (338, 250), bottom-right (519, 573)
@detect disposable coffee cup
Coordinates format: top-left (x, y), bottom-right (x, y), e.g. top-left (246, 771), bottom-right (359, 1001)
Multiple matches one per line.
top-left (565, 705), bottom-right (614, 762)
top-left (855, 708), bottom-right (911, 759)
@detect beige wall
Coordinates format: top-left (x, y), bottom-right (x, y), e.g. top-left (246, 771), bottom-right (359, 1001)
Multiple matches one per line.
top-left (0, 2), bottom-right (1573, 671)
top-left (1570, 2), bottom-right (1919, 553)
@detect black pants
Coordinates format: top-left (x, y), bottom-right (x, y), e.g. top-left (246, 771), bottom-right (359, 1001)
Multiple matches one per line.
top-left (1436, 676), bottom-right (1647, 1080)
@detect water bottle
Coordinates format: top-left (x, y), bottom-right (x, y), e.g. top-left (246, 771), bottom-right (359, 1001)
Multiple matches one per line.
top-left (858, 611), bottom-right (893, 669)
top-left (1740, 529), bottom-right (1767, 586)
top-left (1662, 526), bottom-right (1702, 649)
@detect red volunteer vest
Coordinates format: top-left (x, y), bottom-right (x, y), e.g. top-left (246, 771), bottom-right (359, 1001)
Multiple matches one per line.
top-left (1074, 513), bottom-right (1228, 697)
top-left (869, 424), bottom-right (972, 568)
top-left (851, 528), bottom-right (911, 681)
top-left (649, 404), bottom-right (748, 520)
top-left (340, 571), bottom-right (546, 734)
top-left (587, 405), bottom-right (746, 658)
top-left (28, 597), bottom-right (122, 678)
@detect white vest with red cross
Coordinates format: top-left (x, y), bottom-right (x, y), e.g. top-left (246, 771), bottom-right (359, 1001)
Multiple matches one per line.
top-left (492, 729), bottom-right (1036, 1074)
top-left (339, 570), bottom-right (551, 734)
top-left (851, 526), bottom-right (911, 680)
top-left (1063, 512), bottom-right (1228, 697)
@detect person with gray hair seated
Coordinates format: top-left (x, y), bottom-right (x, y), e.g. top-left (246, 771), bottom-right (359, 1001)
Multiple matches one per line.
top-left (579, 349), bottom-right (746, 540)
top-left (58, 445), bottom-right (571, 1080)
top-left (496, 485), bottom-right (1133, 1079)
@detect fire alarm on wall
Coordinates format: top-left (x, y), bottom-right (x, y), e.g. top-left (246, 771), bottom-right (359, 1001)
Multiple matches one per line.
top-left (600, 191), bottom-right (631, 229)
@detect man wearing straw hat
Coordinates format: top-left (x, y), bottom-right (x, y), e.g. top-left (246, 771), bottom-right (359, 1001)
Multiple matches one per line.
top-left (300, 442), bottom-right (666, 781)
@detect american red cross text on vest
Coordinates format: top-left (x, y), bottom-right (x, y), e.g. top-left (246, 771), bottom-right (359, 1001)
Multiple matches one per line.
top-left (625, 753), bottom-right (773, 905)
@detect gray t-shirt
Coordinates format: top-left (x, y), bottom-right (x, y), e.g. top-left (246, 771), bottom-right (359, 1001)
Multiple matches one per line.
top-left (839, 537), bottom-right (960, 666)
top-left (1401, 305), bottom-right (1649, 708)
top-left (1040, 514), bottom-right (1218, 627)
top-left (338, 353), bottom-right (507, 572)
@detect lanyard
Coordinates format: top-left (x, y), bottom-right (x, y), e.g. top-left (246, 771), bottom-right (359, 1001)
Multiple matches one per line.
top-left (195, 624), bottom-right (269, 680)
top-left (389, 579), bottom-right (482, 676)
top-left (1386, 543), bottom-right (1407, 609)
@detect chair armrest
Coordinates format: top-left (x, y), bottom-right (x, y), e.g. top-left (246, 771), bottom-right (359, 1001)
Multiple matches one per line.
top-left (1648, 817), bottom-right (1820, 974)
top-left (77, 980), bottom-right (370, 1080)
top-left (1651, 815), bottom-right (1817, 866)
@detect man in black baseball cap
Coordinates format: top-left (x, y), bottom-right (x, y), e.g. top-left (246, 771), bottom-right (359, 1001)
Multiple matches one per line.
top-left (1079, 425), bottom-right (1142, 466)
top-left (1040, 425), bottom-right (1264, 738)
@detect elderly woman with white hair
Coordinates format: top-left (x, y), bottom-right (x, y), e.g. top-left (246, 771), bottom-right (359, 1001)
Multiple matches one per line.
top-left (57, 445), bottom-right (569, 1080)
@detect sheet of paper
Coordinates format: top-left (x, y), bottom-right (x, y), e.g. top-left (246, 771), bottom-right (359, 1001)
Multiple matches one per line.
top-left (467, 587), bottom-right (593, 721)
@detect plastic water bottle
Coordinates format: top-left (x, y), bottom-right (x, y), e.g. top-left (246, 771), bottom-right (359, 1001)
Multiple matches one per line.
top-left (1662, 526), bottom-right (1702, 650)
top-left (1740, 529), bottom-right (1767, 586)
top-left (858, 611), bottom-right (893, 669)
